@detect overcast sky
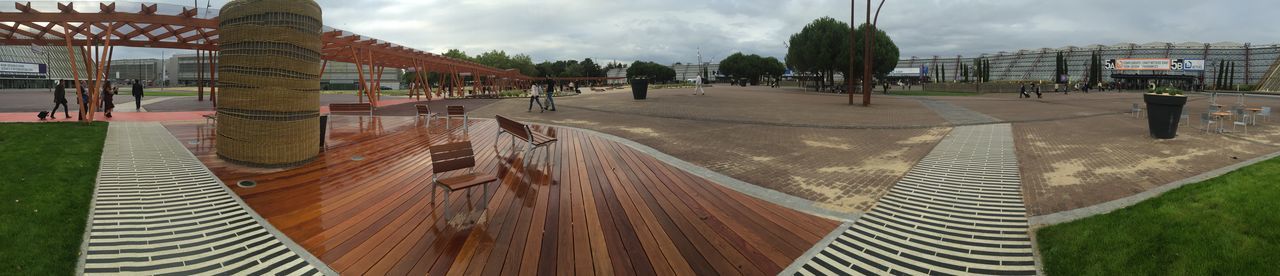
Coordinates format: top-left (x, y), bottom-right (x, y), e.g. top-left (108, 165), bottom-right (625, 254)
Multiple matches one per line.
top-left (120, 0), bottom-right (1280, 65)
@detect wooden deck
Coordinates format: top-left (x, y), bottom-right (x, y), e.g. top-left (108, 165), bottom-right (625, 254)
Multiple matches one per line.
top-left (164, 115), bottom-right (838, 275)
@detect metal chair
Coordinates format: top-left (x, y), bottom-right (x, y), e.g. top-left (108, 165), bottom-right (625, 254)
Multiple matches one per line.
top-left (1131, 103), bottom-right (1144, 118)
top-left (1260, 107), bottom-right (1272, 123)
top-left (1233, 110), bottom-right (1250, 134)
top-left (1201, 113), bottom-right (1218, 134)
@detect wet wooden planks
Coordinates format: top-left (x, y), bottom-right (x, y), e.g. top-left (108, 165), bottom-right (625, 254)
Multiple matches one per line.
top-left (164, 116), bottom-right (839, 275)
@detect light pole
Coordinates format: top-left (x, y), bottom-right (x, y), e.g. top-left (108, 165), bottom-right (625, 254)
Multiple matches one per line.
top-left (860, 0), bottom-right (886, 106)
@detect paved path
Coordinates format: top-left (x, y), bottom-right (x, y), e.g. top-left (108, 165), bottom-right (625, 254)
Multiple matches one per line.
top-left (79, 122), bottom-right (331, 275)
top-left (918, 99), bottom-right (1000, 125)
top-left (113, 96), bottom-right (177, 113)
top-left (787, 124), bottom-right (1037, 275)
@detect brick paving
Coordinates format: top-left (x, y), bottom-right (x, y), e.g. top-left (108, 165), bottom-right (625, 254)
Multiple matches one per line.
top-left (471, 87), bottom-right (951, 213)
top-left (1015, 94), bottom-right (1280, 215)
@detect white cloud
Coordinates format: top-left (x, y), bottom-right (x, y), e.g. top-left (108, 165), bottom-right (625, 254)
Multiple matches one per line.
top-left (115, 0), bottom-right (1280, 65)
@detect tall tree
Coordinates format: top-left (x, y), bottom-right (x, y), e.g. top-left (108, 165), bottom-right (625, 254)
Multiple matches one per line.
top-left (581, 58), bottom-right (603, 78)
top-left (442, 49), bottom-right (470, 61)
top-left (626, 61), bottom-right (676, 82)
top-left (1223, 61), bottom-right (1233, 89)
top-left (786, 18), bottom-right (898, 91)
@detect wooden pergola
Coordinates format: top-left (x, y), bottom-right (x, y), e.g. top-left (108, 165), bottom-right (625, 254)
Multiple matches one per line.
top-left (0, 1), bottom-right (533, 122)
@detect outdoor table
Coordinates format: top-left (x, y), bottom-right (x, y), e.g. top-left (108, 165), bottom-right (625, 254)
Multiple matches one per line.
top-left (1246, 108), bottom-right (1263, 125)
top-left (1211, 112), bottom-right (1233, 133)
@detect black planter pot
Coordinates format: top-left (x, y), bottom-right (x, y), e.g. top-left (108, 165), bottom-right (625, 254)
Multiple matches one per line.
top-left (1144, 94), bottom-right (1188, 139)
top-left (631, 79), bottom-right (649, 100)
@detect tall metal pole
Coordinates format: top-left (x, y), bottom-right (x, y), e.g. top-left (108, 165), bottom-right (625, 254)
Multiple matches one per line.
top-left (861, 0), bottom-right (872, 106)
top-left (848, 0), bottom-right (856, 105)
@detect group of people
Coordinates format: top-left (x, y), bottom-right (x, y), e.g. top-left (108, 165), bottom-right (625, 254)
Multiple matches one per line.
top-left (47, 79), bottom-right (144, 120)
top-left (527, 80), bottom-right (558, 112)
top-left (1019, 83), bottom-right (1043, 99)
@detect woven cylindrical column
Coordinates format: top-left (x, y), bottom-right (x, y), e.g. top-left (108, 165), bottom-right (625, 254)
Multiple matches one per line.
top-left (216, 0), bottom-right (323, 167)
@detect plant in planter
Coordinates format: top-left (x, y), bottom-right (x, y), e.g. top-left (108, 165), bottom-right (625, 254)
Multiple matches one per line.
top-left (1144, 87), bottom-right (1188, 139)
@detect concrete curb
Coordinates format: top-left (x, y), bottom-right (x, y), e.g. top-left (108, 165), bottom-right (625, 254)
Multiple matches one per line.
top-left (1028, 149), bottom-right (1280, 226)
top-left (778, 221), bottom-right (855, 275)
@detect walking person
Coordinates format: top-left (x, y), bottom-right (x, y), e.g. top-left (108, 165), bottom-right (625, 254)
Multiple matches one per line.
top-left (131, 80), bottom-right (144, 111)
top-left (527, 83), bottom-right (544, 112)
top-left (78, 82), bottom-right (89, 120)
top-left (1034, 83), bottom-right (1042, 99)
top-left (693, 75), bottom-right (706, 95)
top-left (543, 80), bottom-right (557, 111)
top-left (101, 81), bottom-right (115, 118)
top-left (50, 80), bottom-right (70, 119)
top-left (1019, 83), bottom-right (1029, 98)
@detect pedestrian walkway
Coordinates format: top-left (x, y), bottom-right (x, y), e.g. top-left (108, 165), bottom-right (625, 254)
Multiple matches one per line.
top-left (80, 122), bottom-right (331, 275)
top-left (919, 99), bottom-right (1000, 125)
top-left (786, 124), bottom-right (1036, 275)
top-left (114, 97), bottom-right (177, 113)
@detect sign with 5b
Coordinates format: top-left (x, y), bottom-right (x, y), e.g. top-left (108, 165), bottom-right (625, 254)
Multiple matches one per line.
top-left (1173, 59), bottom-right (1205, 71)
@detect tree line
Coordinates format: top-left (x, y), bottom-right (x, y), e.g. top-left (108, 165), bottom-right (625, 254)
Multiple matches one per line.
top-left (785, 17), bottom-right (899, 91)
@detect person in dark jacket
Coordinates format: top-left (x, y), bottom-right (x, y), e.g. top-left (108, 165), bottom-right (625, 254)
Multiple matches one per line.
top-left (50, 80), bottom-right (70, 119)
top-left (102, 81), bottom-right (115, 118)
top-left (131, 80), bottom-right (144, 110)
top-left (78, 82), bottom-right (89, 120)
top-left (543, 79), bottom-right (557, 111)
top-left (1019, 83), bottom-right (1029, 98)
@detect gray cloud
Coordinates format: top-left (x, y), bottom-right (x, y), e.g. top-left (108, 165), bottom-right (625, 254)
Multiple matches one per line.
top-left (116, 0), bottom-right (1280, 66)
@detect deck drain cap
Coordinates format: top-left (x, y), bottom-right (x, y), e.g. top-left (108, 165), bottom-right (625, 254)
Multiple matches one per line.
top-left (236, 180), bottom-right (257, 188)
top-left (351, 155), bottom-right (364, 161)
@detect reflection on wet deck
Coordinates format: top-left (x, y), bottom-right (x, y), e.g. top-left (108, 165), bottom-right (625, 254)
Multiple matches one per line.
top-left (164, 115), bottom-right (838, 275)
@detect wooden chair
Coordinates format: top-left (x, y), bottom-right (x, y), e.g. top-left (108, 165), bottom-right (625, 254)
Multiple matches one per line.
top-left (329, 103), bottom-right (374, 116)
top-left (430, 141), bottom-right (498, 219)
top-left (495, 115), bottom-right (559, 166)
top-left (445, 105), bottom-right (467, 129)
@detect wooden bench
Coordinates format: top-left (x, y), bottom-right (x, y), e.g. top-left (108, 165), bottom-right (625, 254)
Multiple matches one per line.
top-left (445, 105), bottom-right (467, 129)
top-left (329, 103), bottom-right (373, 116)
top-left (415, 104), bottom-right (437, 122)
top-left (495, 115), bottom-right (559, 166)
top-left (429, 141), bottom-right (498, 219)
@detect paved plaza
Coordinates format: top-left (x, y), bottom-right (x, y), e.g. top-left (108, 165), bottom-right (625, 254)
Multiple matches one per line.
top-left (11, 85), bottom-right (1280, 275)
top-left (472, 87), bottom-right (1280, 219)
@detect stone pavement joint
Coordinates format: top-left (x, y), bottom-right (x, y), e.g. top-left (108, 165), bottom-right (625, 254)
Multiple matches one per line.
top-left (787, 124), bottom-right (1037, 275)
top-left (77, 122), bottom-right (334, 275)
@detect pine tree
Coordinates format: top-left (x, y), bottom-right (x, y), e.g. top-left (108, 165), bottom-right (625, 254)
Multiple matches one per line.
top-left (984, 59), bottom-right (991, 82)
top-left (1214, 61), bottom-right (1222, 89)
top-left (1223, 61), bottom-right (1233, 89)
top-left (1063, 54), bottom-right (1070, 82)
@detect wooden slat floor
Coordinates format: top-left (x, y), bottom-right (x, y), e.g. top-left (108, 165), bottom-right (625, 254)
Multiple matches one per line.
top-left (164, 115), bottom-right (839, 275)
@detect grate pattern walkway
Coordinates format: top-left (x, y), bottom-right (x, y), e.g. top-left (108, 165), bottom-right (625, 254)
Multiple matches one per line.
top-left (792, 124), bottom-right (1037, 275)
top-left (80, 122), bottom-right (327, 275)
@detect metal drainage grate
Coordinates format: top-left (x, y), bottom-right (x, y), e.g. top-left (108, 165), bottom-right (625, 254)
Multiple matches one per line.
top-left (351, 155), bottom-right (364, 161)
top-left (236, 180), bottom-right (257, 188)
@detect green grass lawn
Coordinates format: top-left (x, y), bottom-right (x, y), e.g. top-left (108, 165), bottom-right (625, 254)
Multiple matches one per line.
top-left (1036, 156), bottom-right (1280, 275)
top-left (0, 122), bottom-right (107, 275)
top-left (888, 90), bottom-right (978, 96)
